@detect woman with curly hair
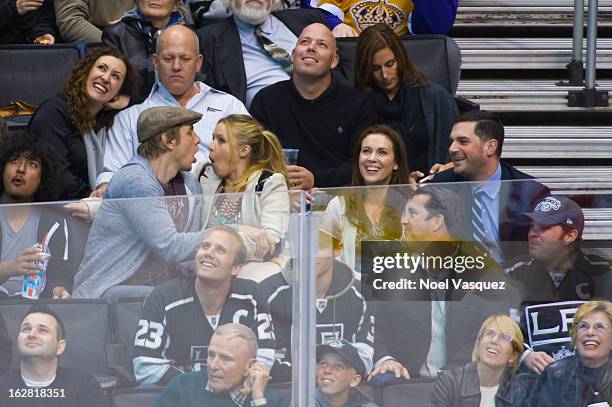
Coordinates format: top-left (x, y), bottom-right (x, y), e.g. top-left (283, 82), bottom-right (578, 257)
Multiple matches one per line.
top-left (354, 23), bottom-right (458, 175)
top-left (102, 0), bottom-right (188, 103)
top-left (324, 124), bottom-right (413, 279)
top-left (198, 115), bottom-right (290, 270)
top-left (29, 46), bottom-right (140, 200)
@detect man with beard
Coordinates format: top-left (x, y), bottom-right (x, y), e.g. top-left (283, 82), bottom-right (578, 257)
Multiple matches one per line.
top-left (0, 132), bottom-right (77, 299)
top-left (197, 0), bottom-right (326, 108)
top-left (72, 106), bottom-right (207, 299)
top-left (504, 196), bottom-right (611, 375)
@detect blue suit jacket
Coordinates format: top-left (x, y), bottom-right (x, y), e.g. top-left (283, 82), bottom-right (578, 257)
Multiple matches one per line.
top-left (432, 160), bottom-right (550, 259)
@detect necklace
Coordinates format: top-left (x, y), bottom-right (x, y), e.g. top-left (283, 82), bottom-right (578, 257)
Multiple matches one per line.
top-left (214, 183), bottom-right (242, 224)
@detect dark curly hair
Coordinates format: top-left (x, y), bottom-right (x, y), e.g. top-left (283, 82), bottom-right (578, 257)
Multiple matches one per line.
top-left (0, 130), bottom-right (61, 202)
top-left (60, 47), bottom-right (141, 134)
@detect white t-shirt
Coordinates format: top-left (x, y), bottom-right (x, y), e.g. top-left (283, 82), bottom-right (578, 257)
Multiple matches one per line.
top-left (479, 385), bottom-right (498, 407)
top-left (22, 374), bottom-right (55, 388)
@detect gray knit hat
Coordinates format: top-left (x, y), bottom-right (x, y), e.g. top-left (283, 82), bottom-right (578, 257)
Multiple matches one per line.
top-left (137, 106), bottom-right (202, 143)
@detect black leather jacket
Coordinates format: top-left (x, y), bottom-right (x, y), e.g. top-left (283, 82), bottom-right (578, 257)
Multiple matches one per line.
top-left (528, 354), bottom-right (611, 407)
top-left (430, 362), bottom-right (511, 407)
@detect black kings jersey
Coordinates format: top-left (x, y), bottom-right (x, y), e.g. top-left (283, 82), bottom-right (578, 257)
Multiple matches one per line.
top-left (261, 261), bottom-right (374, 380)
top-left (133, 277), bottom-right (275, 385)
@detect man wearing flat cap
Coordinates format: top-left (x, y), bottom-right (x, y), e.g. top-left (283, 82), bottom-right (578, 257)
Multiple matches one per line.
top-left (316, 340), bottom-right (379, 407)
top-left (72, 106), bottom-right (209, 299)
top-left (504, 196), bottom-right (612, 375)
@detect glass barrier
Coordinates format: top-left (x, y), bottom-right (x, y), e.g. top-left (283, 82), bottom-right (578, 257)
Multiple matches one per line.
top-left (0, 189), bottom-right (306, 407)
top-left (299, 180), bottom-right (611, 407)
top-left (0, 179), bottom-right (611, 407)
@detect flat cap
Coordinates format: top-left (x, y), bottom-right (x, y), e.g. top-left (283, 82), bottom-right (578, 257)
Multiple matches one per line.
top-left (137, 106), bottom-right (202, 143)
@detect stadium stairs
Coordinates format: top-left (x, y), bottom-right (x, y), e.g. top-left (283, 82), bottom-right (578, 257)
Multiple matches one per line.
top-left (450, 0), bottom-right (612, 230)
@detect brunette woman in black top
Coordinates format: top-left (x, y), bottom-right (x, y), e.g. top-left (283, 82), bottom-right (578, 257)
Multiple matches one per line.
top-left (354, 23), bottom-right (458, 176)
top-left (29, 47), bottom-right (139, 199)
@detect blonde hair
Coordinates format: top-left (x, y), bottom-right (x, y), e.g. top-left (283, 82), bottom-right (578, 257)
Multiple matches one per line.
top-left (218, 115), bottom-right (289, 191)
top-left (472, 314), bottom-right (524, 373)
top-left (570, 300), bottom-right (612, 345)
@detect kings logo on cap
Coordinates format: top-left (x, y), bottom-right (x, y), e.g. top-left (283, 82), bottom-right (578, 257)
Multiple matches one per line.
top-left (535, 197), bottom-right (562, 212)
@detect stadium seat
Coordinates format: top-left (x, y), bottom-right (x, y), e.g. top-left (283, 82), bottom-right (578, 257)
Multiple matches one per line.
top-left (0, 43), bottom-right (84, 108)
top-left (265, 378), bottom-right (377, 404)
top-left (356, 382), bottom-right (378, 404)
top-left (111, 386), bottom-right (164, 407)
top-left (381, 378), bottom-right (436, 407)
top-left (108, 297), bottom-right (146, 383)
top-left (267, 382), bottom-right (292, 405)
top-left (335, 34), bottom-right (461, 95)
top-left (2, 299), bottom-right (114, 380)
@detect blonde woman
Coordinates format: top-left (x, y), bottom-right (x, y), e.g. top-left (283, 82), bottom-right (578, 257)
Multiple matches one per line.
top-left (199, 115), bottom-right (290, 275)
top-left (431, 314), bottom-right (524, 407)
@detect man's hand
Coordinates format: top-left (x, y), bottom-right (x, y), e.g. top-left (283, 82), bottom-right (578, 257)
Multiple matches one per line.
top-left (524, 351), bottom-right (555, 375)
top-left (245, 362), bottom-right (270, 401)
top-left (16, 0), bottom-right (43, 15)
top-left (34, 33), bottom-right (55, 44)
top-left (287, 165), bottom-right (314, 190)
top-left (13, 247), bottom-right (47, 276)
top-left (418, 162), bottom-right (454, 184)
top-left (90, 182), bottom-right (108, 198)
top-left (103, 94), bottom-right (130, 111)
top-left (64, 201), bottom-right (93, 222)
top-left (368, 359), bottom-right (411, 381)
top-left (238, 225), bottom-right (276, 259)
top-left (332, 23), bottom-right (358, 37)
top-left (52, 286), bottom-right (72, 299)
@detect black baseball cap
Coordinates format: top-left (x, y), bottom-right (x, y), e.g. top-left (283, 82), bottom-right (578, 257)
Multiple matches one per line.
top-left (316, 339), bottom-right (366, 377)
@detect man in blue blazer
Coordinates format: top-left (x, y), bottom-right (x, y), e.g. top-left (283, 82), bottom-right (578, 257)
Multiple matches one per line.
top-left (432, 110), bottom-right (550, 262)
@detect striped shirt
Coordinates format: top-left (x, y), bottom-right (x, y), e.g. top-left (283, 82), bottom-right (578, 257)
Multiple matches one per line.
top-left (97, 81), bottom-right (249, 186)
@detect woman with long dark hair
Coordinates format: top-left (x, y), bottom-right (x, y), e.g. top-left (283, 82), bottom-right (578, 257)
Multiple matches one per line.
top-left (324, 124), bottom-right (412, 279)
top-left (29, 47), bottom-right (140, 200)
top-left (354, 23), bottom-right (458, 175)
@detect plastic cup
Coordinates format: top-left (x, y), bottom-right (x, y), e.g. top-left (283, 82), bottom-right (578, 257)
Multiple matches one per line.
top-left (282, 149), bottom-right (299, 165)
top-left (22, 244), bottom-right (50, 299)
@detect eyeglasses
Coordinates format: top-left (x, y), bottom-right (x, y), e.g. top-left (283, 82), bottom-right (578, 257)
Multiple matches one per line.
top-left (481, 329), bottom-right (513, 344)
top-left (575, 321), bottom-right (610, 333)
